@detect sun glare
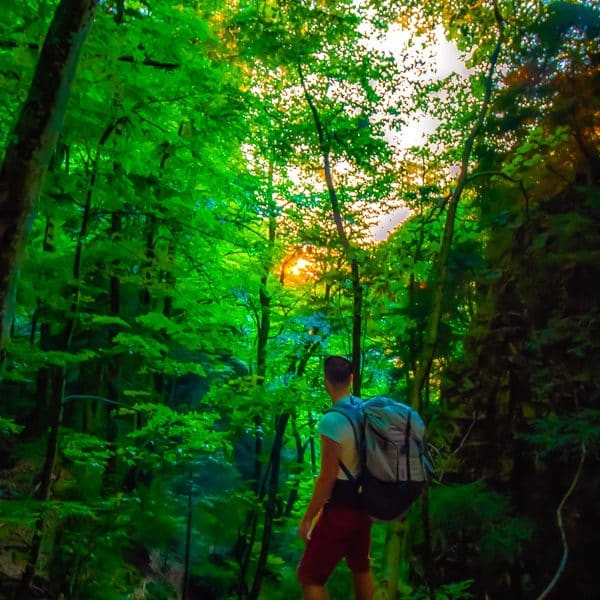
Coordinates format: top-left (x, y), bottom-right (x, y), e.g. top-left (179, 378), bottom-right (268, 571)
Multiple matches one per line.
top-left (279, 248), bottom-right (319, 286)
top-left (290, 258), bottom-right (311, 276)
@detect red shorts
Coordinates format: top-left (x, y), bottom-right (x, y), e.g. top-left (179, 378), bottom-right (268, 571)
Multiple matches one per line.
top-left (297, 504), bottom-right (372, 586)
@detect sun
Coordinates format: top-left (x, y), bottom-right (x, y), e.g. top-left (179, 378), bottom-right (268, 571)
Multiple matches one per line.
top-left (290, 257), bottom-right (312, 277)
top-left (279, 248), bottom-right (318, 285)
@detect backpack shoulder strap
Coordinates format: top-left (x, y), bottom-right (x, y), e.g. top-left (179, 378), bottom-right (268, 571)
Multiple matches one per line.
top-left (325, 401), bottom-right (363, 481)
top-left (325, 406), bottom-right (361, 451)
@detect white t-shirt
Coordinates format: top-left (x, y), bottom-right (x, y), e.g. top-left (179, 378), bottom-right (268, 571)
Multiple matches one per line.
top-left (317, 395), bottom-right (361, 480)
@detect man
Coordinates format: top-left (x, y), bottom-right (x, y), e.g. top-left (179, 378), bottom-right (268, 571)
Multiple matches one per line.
top-left (297, 356), bottom-right (374, 600)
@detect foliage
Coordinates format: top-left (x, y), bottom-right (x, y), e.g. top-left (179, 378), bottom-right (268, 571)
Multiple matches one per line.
top-left (521, 410), bottom-right (600, 455)
top-left (0, 416), bottom-right (24, 436)
top-left (0, 0), bottom-right (598, 598)
top-left (404, 578), bottom-right (475, 600)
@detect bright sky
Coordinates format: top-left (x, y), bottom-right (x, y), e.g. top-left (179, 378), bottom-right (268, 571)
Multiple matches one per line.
top-left (280, 23), bottom-right (470, 278)
top-left (270, 18), bottom-right (470, 251)
top-left (368, 24), bottom-right (469, 241)
top-left (370, 205), bottom-right (413, 242)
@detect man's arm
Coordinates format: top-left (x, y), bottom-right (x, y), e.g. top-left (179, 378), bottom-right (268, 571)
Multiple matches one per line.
top-left (298, 434), bottom-right (340, 542)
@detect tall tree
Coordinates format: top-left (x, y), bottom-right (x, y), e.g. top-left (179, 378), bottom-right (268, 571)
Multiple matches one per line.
top-left (408, 0), bottom-right (504, 409)
top-left (231, 0), bottom-right (398, 394)
top-left (0, 0), bottom-right (96, 362)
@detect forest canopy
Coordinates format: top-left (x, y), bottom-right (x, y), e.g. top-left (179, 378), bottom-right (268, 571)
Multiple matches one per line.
top-left (0, 0), bottom-right (598, 599)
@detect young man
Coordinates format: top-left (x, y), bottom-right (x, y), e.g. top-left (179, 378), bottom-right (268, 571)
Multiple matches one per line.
top-left (297, 356), bottom-right (374, 600)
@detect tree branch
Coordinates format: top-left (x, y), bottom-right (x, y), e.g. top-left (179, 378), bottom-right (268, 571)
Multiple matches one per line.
top-left (438, 412), bottom-right (478, 483)
top-left (297, 60), bottom-right (363, 394)
top-left (466, 170), bottom-right (530, 205)
top-left (536, 443), bottom-right (586, 600)
top-left (0, 39), bottom-right (181, 70)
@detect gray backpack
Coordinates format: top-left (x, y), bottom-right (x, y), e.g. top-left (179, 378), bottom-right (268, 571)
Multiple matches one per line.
top-left (328, 396), bottom-right (431, 520)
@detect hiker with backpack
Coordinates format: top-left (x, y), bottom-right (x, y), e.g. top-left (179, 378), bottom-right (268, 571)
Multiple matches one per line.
top-left (297, 356), bottom-right (374, 600)
top-left (297, 355), bottom-right (431, 599)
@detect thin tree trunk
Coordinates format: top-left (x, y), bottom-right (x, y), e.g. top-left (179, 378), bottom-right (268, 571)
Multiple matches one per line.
top-left (248, 413), bottom-right (290, 600)
top-left (253, 161), bottom-right (276, 487)
top-left (108, 207), bottom-right (122, 400)
top-left (298, 63), bottom-right (363, 394)
top-left (385, 524), bottom-right (399, 600)
top-left (408, 3), bottom-right (504, 409)
top-left (407, 219), bottom-right (427, 389)
top-left (17, 119), bottom-right (122, 596)
top-left (256, 158), bottom-right (275, 384)
top-left (284, 412), bottom-right (305, 516)
top-left (16, 366), bottom-right (65, 599)
top-left (248, 339), bottom-right (320, 598)
top-left (384, 8), bottom-right (505, 600)
top-left (65, 118), bottom-right (127, 349)
top-left (182, 474), bottom-right (194, 600)
top-left (140, 218), bottom-right (156, 310)
top-left (29, 209), bottom-right (58, 433)
top-left (109, 211), bottom-right (122, 318)
top-left (0, 0), bottom-right (96, 362)
top-left (237, 160), bottom-right (278, 598)
top-left (28, 144), bottom-right (68, 431)
top-left (421, 488), bottom-right (436, 600)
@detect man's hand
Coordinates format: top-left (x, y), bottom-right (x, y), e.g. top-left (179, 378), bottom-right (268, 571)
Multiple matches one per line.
top-left (298, 435), bottom-right (340, 542)
top-left (298, 515), bottom-right (313, 542)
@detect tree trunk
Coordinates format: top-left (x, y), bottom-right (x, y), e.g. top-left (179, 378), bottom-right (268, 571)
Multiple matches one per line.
top-left (248, 338), bottom-right (320, 598)
top-left (107, 208), bottom-right (122, 401)
top-left (181, 474), bottom-right (194, 600)
top-left (248, 413), bottom-right (290, 600)
top-left (408, 4), bottom-right (504, 409)
top-left (387, 9), bottom-right (505, 600)
top-left (139, 217), bottom-right (156, 310)
top-left (421, 489), bottom-right (436, 600)
top-left (0, 0), bottom-right (96, 363)
top-left (16, 366), bottom-right (65, 599)
top-left (298, 63), bottom-right (363, 394)
top-left (406, 217), bottom-right (428, 393)
top-left (65, 118), bottom-right (127, 350)
top-left (383, 519), bottom-right (410, 600)
top-left (236, 160), bottom-right (278, 598)
top-left (284, 412), bottom-right (305, 516)
top-left (253, 160), bottom-right (277, 488)
top-left (18, 117), bottom-right (122, 595)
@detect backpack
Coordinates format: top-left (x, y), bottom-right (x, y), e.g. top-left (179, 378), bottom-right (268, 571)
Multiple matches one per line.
top-left (328, 396), bottom-right (431, 521)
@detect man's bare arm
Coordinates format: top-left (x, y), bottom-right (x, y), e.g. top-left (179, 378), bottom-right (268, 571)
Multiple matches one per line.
top-left (298, 434), bottom-right (340, 541)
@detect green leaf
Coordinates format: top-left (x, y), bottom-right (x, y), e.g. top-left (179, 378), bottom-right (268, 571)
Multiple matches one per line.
top-left (0, 416), bottom-right (24, 436)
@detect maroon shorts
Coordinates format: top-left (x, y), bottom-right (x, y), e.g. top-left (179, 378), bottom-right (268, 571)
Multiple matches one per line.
top-left (297, 504), bottom-right (372, 586)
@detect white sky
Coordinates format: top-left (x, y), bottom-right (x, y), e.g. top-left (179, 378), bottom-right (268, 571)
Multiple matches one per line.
top-left (369, 25), bottom-right (469, 240)
top-left (270, 19), bottom-right (470, 245)
top-left (384, 25), bottom-right (469, 149)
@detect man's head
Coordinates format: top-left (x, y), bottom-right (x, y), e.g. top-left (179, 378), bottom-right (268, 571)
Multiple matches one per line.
top-left (324, 355), bottom-right (353, 399)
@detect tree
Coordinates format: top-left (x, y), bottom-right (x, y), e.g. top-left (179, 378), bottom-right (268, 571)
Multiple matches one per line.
top-left (0, 0), bottom-right (96, 364)
top-left (1, 1), bottom-right (598, 598)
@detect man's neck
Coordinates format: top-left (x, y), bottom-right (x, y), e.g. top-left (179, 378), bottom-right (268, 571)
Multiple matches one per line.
top-left (330, 389), bottom-right (351, 404)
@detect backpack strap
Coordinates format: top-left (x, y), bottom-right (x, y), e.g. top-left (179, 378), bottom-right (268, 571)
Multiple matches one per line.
top-left (337, 458), bottom-right (355, 481)
top-left (325, 403), bottom-right (362, 482)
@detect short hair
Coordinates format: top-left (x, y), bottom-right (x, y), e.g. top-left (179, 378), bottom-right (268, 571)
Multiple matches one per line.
top-left (324, 355), bottom-right (353, 386)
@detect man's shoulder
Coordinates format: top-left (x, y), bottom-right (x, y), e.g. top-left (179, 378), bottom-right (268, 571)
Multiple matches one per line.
top-left (319, 400), bottom-right (361, 442)
top-left (319, 409), bottom-right (346, 429)
top-left (327, 397), bottom-right (362, 422)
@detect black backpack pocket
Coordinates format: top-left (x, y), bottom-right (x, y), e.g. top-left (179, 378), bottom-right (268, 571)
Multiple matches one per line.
top-left (359, 470), bottom-right (425, 520)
